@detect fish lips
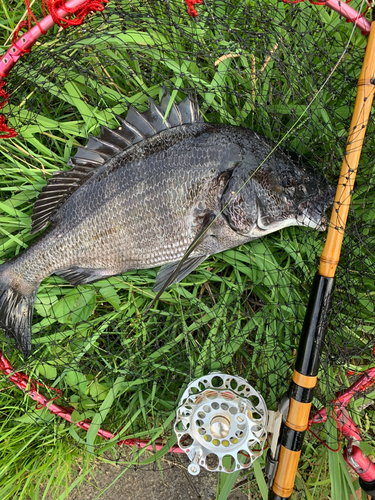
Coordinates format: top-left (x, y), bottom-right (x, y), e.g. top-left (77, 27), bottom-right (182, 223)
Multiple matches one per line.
top-left (296, 185), bottom-right (335, 231)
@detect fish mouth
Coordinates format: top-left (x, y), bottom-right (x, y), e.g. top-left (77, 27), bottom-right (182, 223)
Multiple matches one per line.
top-left (296, 186), bottom-right (335, 231)
top-left (246, 186), bottom-right (335, 236)
top-left (296, 208), bottom-right (328, 231)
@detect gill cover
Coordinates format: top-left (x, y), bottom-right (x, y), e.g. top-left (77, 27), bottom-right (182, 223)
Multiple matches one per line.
top-left (221, 154), bottom-right (333, 237)
top-left (221, 161), bottom-right (258, 235)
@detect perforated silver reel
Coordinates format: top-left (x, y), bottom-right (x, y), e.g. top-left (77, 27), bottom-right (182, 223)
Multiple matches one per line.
top-left (174, 373), bottom-right (268, 475)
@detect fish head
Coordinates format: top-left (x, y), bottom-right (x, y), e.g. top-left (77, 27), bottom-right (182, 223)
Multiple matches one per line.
top-left (222, 155), bottom-right (335, 238)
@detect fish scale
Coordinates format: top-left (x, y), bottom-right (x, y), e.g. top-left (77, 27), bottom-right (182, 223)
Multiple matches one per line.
top-left (0, 89), bottom-right (334, 357)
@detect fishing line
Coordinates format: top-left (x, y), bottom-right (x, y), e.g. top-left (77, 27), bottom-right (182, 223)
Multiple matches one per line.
top-left (1, 2), bottom-right (374, 483)
top-left (144, 6), bottom-right (363, 313)
top-left (215, 11), bottom-right (361, 213)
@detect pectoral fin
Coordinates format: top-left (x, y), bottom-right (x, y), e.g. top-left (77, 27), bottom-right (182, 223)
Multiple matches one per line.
top-left (153, 255), bottom-right (208, 293)
top-left (144, 211), bottom-right (216, 313)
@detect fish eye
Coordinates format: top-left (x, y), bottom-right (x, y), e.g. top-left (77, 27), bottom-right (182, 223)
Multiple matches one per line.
top-left (281, 176), bottom-right (294, 188)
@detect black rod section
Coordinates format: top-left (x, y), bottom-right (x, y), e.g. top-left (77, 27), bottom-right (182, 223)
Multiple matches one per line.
top-left (268, 273), bottom-right (335, 499)
top-left (295, 273), bottom-right (335, 376)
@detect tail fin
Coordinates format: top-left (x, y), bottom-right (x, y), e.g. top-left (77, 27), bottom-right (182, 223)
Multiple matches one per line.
top-left (0, 262), bottom-right (37, 357)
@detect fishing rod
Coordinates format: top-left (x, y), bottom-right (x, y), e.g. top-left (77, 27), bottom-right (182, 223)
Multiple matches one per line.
top-left (1, 1), bottom-right (375, 494)
top-left (267, 7), bottom-right (375, 500)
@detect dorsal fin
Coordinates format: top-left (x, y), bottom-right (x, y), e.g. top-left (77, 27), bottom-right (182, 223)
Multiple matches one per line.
top-left (125, 105), bottom-right (155, 137)
top-left (142, 97), bottom-right (170, 131)
top-left (178, 95), bottom-right (201, 124)
top-left (30, 165), bottom-right (98, 234)
top-left (31, 90), bottom-right (203, 234)
top-left (69, 88), bottom-right (203, 170)
top-left (159, 87), bottom-right (203, 126)
top-left (159, 87), bottom-right (183, 127)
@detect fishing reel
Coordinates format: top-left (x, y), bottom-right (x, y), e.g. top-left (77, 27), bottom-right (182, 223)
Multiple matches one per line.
top-left (174, 373), bottom-right (268, 475)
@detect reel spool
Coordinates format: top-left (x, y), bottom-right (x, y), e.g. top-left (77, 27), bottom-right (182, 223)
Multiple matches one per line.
top-left (174, 373), bottom-right (268, 475)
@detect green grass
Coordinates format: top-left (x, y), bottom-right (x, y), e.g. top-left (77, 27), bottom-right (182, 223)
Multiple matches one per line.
top-left (0, 392), bottom-right (94, 499)
top-left (0, 0), bottom-right (375, 498)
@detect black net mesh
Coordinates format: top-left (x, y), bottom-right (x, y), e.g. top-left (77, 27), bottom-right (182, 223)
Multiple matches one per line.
top-left (0, 0), bottom-right (374, 482)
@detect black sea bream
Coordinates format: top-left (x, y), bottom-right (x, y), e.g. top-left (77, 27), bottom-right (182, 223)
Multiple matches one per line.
top-left (0, 89), bottom-right (334, 356)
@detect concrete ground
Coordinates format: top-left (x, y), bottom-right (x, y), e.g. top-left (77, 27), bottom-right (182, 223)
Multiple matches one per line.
top-left (67, 454), bottom-right (249, 500)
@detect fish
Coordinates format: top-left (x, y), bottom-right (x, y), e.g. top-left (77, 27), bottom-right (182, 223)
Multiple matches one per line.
top-left (0, 88), bottom-right (334, 357)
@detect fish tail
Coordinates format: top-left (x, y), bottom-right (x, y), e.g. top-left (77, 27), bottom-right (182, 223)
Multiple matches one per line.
top-left (0, 260), bottom-right (38, 357)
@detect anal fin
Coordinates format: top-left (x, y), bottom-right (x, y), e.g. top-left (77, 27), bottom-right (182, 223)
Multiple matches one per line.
top-left (55, 266), bottom-right (112, 286)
